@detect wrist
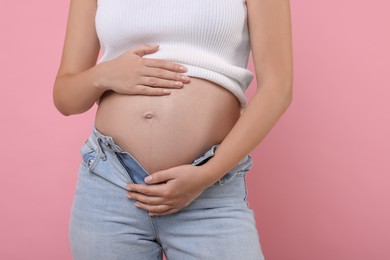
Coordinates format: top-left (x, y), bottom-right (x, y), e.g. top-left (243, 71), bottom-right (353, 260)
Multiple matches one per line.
top-left (196, 164), bottom-right (223, 189)
top-left (92, 62), bottom-right (109, 92)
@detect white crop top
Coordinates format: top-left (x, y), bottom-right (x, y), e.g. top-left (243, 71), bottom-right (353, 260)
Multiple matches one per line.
top-left (95, 0), bottom-right (254, 108)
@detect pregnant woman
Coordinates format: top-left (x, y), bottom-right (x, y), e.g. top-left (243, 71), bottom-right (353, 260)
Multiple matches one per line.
top-left (53, 0), bottom-right (293, 259)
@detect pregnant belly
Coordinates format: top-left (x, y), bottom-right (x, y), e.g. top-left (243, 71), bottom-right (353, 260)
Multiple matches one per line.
top-left (94, 77), bottom-right (242, 174)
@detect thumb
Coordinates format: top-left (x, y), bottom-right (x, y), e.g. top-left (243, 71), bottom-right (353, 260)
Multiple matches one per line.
top-left (131, 44), bottom-right (160, 57)
top-left (144, 169), bottom-right (175, 184)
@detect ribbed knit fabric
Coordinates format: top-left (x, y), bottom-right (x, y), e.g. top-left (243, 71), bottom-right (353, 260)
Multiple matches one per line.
top-left (95, 0), bottom-right (253, 108)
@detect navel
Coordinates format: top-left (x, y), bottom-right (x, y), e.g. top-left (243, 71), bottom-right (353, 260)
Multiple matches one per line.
top-left (143, 111), bottom-right (155, 119)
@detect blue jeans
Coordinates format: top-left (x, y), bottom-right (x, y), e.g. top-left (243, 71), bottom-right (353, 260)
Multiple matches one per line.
top-left (69, 125), bottom-right (265, 260)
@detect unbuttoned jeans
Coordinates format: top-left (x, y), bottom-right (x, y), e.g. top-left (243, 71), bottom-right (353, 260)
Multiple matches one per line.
top-left (69, 125), bottom-right (265, 260)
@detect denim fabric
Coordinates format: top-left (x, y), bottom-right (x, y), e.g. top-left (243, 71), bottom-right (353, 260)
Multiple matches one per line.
top-left (69, 125), bottom-right (265, 260)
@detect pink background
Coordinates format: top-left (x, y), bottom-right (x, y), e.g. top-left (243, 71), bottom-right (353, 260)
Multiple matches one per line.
top-left (1, 1), bottom-right (389, 259)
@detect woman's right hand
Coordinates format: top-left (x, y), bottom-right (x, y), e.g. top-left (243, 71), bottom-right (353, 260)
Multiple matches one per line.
top-left (96, 44), bottom-right (190, 95)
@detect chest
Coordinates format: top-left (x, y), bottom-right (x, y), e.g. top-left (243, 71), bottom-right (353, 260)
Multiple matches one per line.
top-left (95, 0), bottom-right (248, 44)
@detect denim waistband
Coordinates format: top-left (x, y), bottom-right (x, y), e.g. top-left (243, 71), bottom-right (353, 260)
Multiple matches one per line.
top-left (90, 125), bottom-right (127, 155)
top-left (84, 124), bottom-right (252, 186)
top-left (87, 124), bottom-right (221, 165)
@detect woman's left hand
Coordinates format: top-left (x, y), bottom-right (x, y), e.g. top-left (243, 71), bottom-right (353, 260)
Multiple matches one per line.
top-left (125, 164), bottom-right (211, 216)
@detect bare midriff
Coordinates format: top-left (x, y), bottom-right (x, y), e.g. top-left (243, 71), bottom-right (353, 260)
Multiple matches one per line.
top-left (94, 76), bottom-right (242, 174)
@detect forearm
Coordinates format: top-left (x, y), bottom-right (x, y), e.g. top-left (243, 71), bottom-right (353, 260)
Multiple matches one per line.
top-left (53, 64), bottom-right (106, 116)
top-left (198, 82), bottom-right (293, 187)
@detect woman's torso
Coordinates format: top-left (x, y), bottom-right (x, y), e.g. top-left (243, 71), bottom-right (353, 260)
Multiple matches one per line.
top-left (93, 0), bottom-right (252, 174)
top-left (94, 77), bottom-right (242, 174)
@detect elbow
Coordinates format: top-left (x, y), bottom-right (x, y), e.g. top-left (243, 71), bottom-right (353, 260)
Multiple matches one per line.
top-left (52, 91), bottom-right (90, 116)
top-left (284, 72), bottom-right (294, 103)
top-left (57, 109), bottom-right (72, 117)
top-left (282, 84), bottom-right (293, 110)
top-left (276, 77), bottom-right (293, 105)
top-left (52, 84), bottom-right (73, 116)
top-left (53, 97), bottom-right (72, 116)
top-left (257, 78), bottom-right (294, 104)
top-left (284, 83), bottom-right (293, 105)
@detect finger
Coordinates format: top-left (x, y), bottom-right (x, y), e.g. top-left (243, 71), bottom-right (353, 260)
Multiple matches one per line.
top-left (131, 85), bottom-right (172, 96)
top-left (142, 58), bottom-right (188, 72)
top-left (138, 76), bottom-right (184, 89)
top-left (144, 170), bottom-right (176, 184)
top-left (126, 183), bottom-right (166, 197)
top-left (135, 201), bottom-right (172, 213)
top-left (140, 66), bottom-right (190, 83)
top-left (127, 191), bottom-right (165, 205)
top-left (130, 44), bottom-right (160, 57)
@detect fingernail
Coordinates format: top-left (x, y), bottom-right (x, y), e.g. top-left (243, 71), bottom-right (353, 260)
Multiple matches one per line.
top-left (181, 75), bottom-right (190, 81)
top-left (126, 186), bottom-right (132, 191)
top-left (179, 65), bottom-right (187, 72)
top-left (174, 81), bottom-right (183, 87)
top-left (144, 176), bottom-right (152, 183)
